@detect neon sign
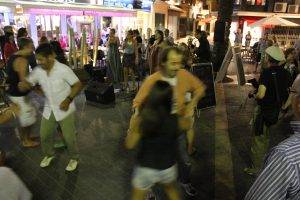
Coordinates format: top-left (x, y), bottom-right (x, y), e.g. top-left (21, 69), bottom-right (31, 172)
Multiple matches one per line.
top-left (36, 0), bottom-right (75, 3)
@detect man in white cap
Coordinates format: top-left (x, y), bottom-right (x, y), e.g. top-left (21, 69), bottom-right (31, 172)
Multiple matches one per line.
top-left (245, 46), bottom-right (290, 175)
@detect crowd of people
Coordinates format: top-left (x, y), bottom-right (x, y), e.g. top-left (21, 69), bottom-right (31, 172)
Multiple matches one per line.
top-left (0, 25), bottom-right (210, 200)
top-left (1, 23), bottom-right (300, 200)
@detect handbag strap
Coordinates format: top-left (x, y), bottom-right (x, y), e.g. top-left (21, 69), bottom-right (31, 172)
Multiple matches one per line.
top-left (271, 72), bottom-right (281, 105)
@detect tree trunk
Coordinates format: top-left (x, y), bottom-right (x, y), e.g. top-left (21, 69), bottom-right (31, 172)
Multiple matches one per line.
top-left (212, 0), bottom-right (235, 72)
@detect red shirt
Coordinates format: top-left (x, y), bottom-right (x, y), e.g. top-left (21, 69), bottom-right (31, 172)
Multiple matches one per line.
top-left (4, 42), bottom-right (17, 61)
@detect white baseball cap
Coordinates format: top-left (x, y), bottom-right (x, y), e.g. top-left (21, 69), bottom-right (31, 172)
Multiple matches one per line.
top-left (265, 46), bottom-right (286, 62)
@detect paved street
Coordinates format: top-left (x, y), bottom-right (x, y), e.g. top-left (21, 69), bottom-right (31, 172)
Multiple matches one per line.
top-left (0, 80), bottom-right (293, 200)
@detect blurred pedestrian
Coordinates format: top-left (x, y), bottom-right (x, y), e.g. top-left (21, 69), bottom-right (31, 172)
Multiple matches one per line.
top-left (106, 28), bottom-right (122, 87)
top-left (126, 81), bottom-right (181, 200)
top-left (234, 29), bottom-right (242, 46)
top-left (123, 30), bottom-right (138, 92)
top-left (149, 30), bottom-right (164, 74)
top-left (0, 167), bottom-right (32, 200)
top-left (178, 43), bottom-right (193, 69)
top-left (3, 32), bottom-right (17, 62)
top-left (194, 30), bottom-right (212, 63)
top-left (39, 36), bottom-right (49, 45)
top-left (0, 26), bottom-right (13, 62)
top-left (245, 46), bottom-right (289, 175)
top-left (6, 38), bottom-right (39, 148)
top-left (284, 48), bottom-right (298, 84)
top-left (18, 43), bottom-right (82, 171)
top-left (164, 29), bottom-right (174, 46)
top-left (17, 28), bottom-right (28, 39)
top-left (130, 47), bottom-right (206, 196)
top-left (245, 31), bottom-right (252, 48)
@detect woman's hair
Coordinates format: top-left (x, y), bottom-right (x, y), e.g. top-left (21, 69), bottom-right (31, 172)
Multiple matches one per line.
top-left (133, 29), bottom-right (140, 36)
top-left (155, 30), bottom-right (164, 43)
top-left (110, 28), bottom-right (116, 34)
top-left (5, 32), bottom-right (14, 42)
top-left (17, 28), bottom-right (27, 39)
top-left (39, 36), bottom-right (49, 44)
top-left (140, 81), bottom-right (173, 136)
top-left (127, 30), bottom-right (133, 37)
top-left (50, 40), bottom-right (67, 65)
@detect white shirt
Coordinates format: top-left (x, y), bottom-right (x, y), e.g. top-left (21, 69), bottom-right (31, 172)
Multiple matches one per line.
top-left (27, 60), bottom-right (79, 121)
top-left (0, 167), bottom-right (32, 200)
top-left (161, 76), bottom-right (192, 114)
top-left (162, 76), bottom-right (178, 114)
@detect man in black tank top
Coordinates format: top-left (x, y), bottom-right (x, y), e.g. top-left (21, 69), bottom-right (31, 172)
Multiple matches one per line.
top-left (6, 38), bottom-right (39, 148)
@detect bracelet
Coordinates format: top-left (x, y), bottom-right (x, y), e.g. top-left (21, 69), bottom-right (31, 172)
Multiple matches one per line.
top-left (3, 109), bottom-right (16, 119)
top-left (11, 111), bottom-right (16, 119)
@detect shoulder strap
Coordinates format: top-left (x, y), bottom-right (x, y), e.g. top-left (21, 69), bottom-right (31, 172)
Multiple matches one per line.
top-left (271, 71), bottom-right (281, 105)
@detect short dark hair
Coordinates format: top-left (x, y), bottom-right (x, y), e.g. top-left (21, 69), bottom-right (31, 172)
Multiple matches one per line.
top-left (133, 29), bottom-right (139, 35)
top-left (159, 47), bottom-right (183, 69)
top-left (267, 54), bottom-right (280, 65)
top-left (285, 48), bottom-right (295, 58)
top-left (127, 30), bottom-right (133, 35)
top-left (195, 29), bottom-right (201, 35)
top-left (17, 27), bottom-right (27, 39)
top-left (110, 28), bottom-right (116, 34)
top-left (35, 43), bottom-right (54, 57)
top-left (17, 37), bottom-right (33, 50)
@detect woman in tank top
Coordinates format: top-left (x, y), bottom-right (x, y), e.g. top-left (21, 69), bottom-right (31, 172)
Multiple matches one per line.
top-left (125, 81), bottom-right (181, 200)
top-left (123, 30), bottom-right (138, 93)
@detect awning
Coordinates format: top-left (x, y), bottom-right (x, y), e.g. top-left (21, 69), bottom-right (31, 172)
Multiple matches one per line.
top-left (249, 15), bottom-right (299, 28)
top-left (235, 11), bottom-right (300, 19)
top-left (169, 5), bottom-right (184, 12)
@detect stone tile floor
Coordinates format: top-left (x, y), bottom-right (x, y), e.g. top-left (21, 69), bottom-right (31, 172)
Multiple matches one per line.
top-left (0, 80), bottom-right (292, 200)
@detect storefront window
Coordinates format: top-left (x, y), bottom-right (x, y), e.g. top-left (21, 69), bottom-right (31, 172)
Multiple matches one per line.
top-left (155, 13), bottom-right (165, 30)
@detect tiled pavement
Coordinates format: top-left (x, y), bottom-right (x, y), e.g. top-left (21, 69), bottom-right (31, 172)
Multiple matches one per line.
top-left (0, 77), bottom-right (293, 200)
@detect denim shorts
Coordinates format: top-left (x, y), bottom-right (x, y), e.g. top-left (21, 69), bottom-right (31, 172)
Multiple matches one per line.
top-left (132, 165), bottom-right (177, 190)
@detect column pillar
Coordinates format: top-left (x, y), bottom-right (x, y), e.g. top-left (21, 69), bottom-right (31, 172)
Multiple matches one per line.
top-left (94, 15), bottom-right (100, 30)
top-left (29, 14), bottom-right (38, 47)
top-left (60, 14), bottom-right (67, 37)
top-left (3, 13), bottom-right (9, 26)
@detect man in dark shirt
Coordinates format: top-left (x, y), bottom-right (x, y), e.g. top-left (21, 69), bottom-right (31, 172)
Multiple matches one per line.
top-left (245, 46), bottom-right (289, 175)
top-left (194, 30), bottom-right (212, 63)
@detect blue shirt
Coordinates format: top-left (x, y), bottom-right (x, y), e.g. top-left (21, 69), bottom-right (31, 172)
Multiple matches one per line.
top-left (245, 121), bottom-right (300, 200)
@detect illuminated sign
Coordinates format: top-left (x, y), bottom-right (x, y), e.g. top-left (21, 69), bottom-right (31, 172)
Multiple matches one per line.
top-left (38, 0), bottom-right (75, 2)
top-left (20, 0), bottom-right (75, 2)
top-left (21, 0), bottom-right (152, 10)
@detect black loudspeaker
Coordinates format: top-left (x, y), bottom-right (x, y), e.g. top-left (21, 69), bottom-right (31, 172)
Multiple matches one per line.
top-left (84, 64), bottom-right (105, 82)
top-left (84, 82), bottom-right (115, 104)
top-left (213, 21), bottom-right (226, 43)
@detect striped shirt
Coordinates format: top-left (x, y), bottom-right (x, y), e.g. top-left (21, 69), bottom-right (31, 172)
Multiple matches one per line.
top-left (245, 121), bottom-right (300, 200)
